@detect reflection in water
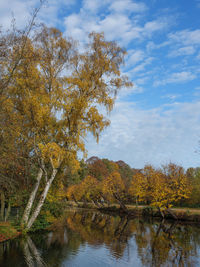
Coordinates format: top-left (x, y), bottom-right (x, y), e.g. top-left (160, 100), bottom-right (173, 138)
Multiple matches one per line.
top-left (23, 236), bottom-right (47, 267)
top-left (1, 210), bottom-right (200, 266)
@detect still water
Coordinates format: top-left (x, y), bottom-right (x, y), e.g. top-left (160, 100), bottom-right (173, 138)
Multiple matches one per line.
top-left (1, 209), bottom-right (200, 267)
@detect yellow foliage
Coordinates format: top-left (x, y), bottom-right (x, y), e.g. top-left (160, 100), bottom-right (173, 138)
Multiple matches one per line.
top-left (38, 143), bottom-right (65, 168)
top-left (47, 180), bottom-right (66, 203)
top-left (129, 164), bottom-right (191, 211)
top-left (66, 184), bottom-right (84, 202)
top-left (0, 25), bottom-right (132, 217)
top-left (102, 171), bottom-right (125, 201)
top-left (129, 171), bottom-right (148, 202)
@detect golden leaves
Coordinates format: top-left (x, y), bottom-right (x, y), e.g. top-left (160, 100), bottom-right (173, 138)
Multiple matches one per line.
top-left (129, 164), bottom-right (191, 210)
top-left (1, 26), bottom-right (132, 201)
top-left (102, 171), bottom-right (125, 201)
top-left (38, 143), bottom-right (65, 168)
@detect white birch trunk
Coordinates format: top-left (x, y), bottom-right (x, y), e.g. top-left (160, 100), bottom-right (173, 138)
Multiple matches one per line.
top-left (26, 168), bottom-right (58, 230)
top-left (21, 168), bottom-right (43, 226)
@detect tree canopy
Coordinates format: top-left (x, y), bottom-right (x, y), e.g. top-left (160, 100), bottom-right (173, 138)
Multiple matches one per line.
top-left (0, 23), bottom-right (132, 230)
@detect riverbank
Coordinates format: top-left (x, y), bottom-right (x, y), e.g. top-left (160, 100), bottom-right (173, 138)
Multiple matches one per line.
top-left (0, 222), bottom-right (20, 242)
top-left (65, 201), bottom-right (200, 222)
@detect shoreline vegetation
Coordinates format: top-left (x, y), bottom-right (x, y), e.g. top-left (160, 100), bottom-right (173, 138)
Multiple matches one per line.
top-left (1, 157), bottom-right (200, 239)
top-left (1, 203), bottom-right (200, 243)
top-left (66, 202), bottom-right (200, 222)
top-left (0, 222), bottom-right (20, 243)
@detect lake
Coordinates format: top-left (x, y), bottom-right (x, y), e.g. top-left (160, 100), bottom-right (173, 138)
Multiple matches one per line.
top-left (1, 209), bottom-right (200, 267)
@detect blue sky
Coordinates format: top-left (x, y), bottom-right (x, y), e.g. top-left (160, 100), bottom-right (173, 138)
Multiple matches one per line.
top-left (1, 0), bottom-right (200, 169)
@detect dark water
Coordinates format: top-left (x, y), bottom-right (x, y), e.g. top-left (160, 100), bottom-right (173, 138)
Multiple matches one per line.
top-left (1, 209), bottom-right (200, 267)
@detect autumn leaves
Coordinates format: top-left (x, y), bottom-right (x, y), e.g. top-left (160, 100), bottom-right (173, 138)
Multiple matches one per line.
top-left (129, 164), bottom-right (191, 216)
top-left (67, 163), bottom-right (191, 218)
top-left (0, 23), bottom-right (131, 230)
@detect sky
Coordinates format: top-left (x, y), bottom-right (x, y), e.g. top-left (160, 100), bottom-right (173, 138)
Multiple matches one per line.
top-left (1, 0), bottom-right (200, 169)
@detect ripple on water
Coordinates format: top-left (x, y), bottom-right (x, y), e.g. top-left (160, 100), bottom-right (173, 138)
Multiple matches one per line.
top-left (1, 211), bottom-right (200, 267)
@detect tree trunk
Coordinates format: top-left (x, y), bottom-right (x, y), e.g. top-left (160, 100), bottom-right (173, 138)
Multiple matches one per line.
top-left (136, 196), bottom-right (138, 208)
top-left (167, 208), bottom-right (178, 220)
top-left (99, 198), bottom-right (105, 207)
top-left (92, 199), bottom-right (101, 208)
top-left (72, 194), bottom-right (79, 206)
top-left (5, 199), bottom-right (11, 222)
top-left (113, 193), bottom-right (128, 213)
top-left (26, 168), bottom-right (57, 230)
top-left (158, 207), bottom-right (165, 218)
top-left (21, 168), bottom-right (43, 227)
top-left (82, 197), bottom-right (87, 207)
top-left (1, 191), bottom-right (5, 220)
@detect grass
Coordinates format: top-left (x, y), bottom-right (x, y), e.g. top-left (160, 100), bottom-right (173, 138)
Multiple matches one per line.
top-left (0, 221), bottom-right (20, 242)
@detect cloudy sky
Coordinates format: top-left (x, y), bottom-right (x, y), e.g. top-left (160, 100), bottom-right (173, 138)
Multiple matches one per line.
top-left (1, 0), bottom-right (200, 169)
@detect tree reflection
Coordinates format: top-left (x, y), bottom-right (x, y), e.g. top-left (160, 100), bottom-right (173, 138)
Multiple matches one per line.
top-left (23, 236), bottom-right (47, 267)
top-left (62, 211), bottom-right (200, 266)
top-left (1, 211), bottom-right (200, 266)
top-left (135, 220), bottom-right (199, 266)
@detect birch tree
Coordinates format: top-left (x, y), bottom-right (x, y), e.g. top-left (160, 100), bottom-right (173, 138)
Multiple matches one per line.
top-left (1, 25), bottom-right (132, 230)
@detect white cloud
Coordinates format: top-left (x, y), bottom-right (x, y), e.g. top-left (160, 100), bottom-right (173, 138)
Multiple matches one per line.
top-left (82, 0), bottom-right (104, 13)
top-left (135, 76), bottom-right (149, 85)
top-left (64, 13), bottom-right (87, 40)
top-left (131, 57), bottom-right (154, 73)
top-left (161, 94), bottom-right (180, 101)
top-left (117, 83), bottom-right (143, 99)
top-left (168, 46), bottom-right (196, 57)
top-left (0, 0), bottom-right (32, 29)
top-left (0, 0), bottom-right (77, 29)
top-left (154, 71), bottom-right (196, 86)
top-left (144, 19), bottom-right (168, 35)
top-left (126, 49), bottom-right (145, 66)
top-left (146, 29), bottom-right (200, 58)
top-left (63, 2), bottom-right (170, 46)
top-left (86, 101), bottom-right (200, 169)
top-left (64, 11), bottom-right (136, 44)
top-left (38, 0), bottom-right (77, 27)
top-left (98, 14), bottom-right (132, 41)
top-left (109, 0), bottom-right (147, 14)
top-left (168, 29), bottom-right (200, 46)
top-left (146, 40), bottom-right (170, 52)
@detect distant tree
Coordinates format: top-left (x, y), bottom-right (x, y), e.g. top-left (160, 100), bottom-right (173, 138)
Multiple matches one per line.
top-left (88, 159), bottom-right (109, 180)
top-left (66, 184), bottom-right (83, 204)
top-left (186, 167), bottom-right (200, 207)
top-left (129, 170), bottom-right (148, 206)
top-left (102, 171), bottom-right (128, 212)
top-left (102, 159), bottom-right (119, 173)
top-left (116, 160), bottom-right (135, 189)
top-left (129, 164), bottom-right (191, 218)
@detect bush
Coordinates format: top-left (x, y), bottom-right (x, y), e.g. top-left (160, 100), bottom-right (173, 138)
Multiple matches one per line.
top-left (30, 200), bottom-right (65, 231)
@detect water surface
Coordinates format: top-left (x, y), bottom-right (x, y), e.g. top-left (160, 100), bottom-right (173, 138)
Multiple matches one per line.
top-left (1, 209), bottom-right (200, 267)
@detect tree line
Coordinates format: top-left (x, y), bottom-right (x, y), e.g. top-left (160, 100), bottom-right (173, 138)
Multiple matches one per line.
top-left (66, 158), bottom-right (197, 218)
